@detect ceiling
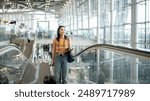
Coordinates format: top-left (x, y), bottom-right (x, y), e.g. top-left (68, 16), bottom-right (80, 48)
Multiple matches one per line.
top-left (0, 0), bottom-right (69, 15)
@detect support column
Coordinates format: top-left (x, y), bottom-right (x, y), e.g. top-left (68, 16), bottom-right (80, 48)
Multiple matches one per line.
top-left (97, 0), bottom-right (100, 81)
top-left (88, 0), bottom-right (91, 33)
top-left (130, 0), bottom-right (138, 83)
top-left (81, 0), bottom-right (84, 30)
top-left (76, 0), bottom-right (79, 35)
top-left (69, 2), bottom-right (71, 32)
top-left (110, 0), bottom-right (114, 83)
top-left (131, 0), bottom-right (137, 49)
top-left (72, 0), bottom-right (75, 34)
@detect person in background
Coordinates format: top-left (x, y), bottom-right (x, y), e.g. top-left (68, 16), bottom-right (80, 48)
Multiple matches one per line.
top-left (52, 26), bottom-right (70, 84)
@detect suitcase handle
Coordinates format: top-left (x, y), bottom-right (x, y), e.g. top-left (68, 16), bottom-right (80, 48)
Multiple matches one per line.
top-left (49, 64), bottom-right (54, 76)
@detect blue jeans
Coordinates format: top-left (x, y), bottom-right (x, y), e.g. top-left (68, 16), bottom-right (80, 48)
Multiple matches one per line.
top-left (54, 54), bottom-right (68, 84)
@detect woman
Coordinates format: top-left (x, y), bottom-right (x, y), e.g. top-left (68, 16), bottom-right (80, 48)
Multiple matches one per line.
top-left (52, 26), bottom-right (70, 84)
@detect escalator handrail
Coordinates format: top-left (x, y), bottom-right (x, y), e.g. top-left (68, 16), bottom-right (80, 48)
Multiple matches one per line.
top-left (74, 44), bottom-right (150, 60)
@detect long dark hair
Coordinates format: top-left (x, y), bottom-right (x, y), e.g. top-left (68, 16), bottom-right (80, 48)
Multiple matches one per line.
top-left (56, 26), bottom-right (67, 41)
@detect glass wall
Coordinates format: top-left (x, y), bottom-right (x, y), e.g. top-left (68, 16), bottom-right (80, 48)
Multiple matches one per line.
top-left (99, 0), bottom-right (111, 44)
top-left (89, 0), bottom-right (97, 39)
top-left (136, 0), bottom-right (150, 49)
top-left (59, 0), bottom-right (150, 84)
top-left (112, 0), bottom-right (131, 46)
top-left (59, 0), bottom-right (97, 40)
top-left (59, 0), bottom-right (150, 51)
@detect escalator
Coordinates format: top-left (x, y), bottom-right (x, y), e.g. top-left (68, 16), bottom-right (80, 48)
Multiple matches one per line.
top-left (69, 44), bottom-right (150, 84)
top-left (0, 44), bottom-right (51, 84)
top-left (0, 44), bottom-right (150, 84)
top-left (0, 44), bottom-right (36, 84)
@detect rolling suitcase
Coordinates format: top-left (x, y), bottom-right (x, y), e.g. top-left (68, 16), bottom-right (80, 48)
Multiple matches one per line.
top-left (43, 64), bottom-right (56, 84)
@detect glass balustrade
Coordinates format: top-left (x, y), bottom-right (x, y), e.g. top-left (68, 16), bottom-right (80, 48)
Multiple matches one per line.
top-left (0, 45), bottom-right (36, 84)
top-left (68, 45), bottom-right (150, 84)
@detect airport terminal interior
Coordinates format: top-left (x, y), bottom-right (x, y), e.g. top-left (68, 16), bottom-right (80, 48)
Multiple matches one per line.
top-left (0, 0), bottom-right (150, 84)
